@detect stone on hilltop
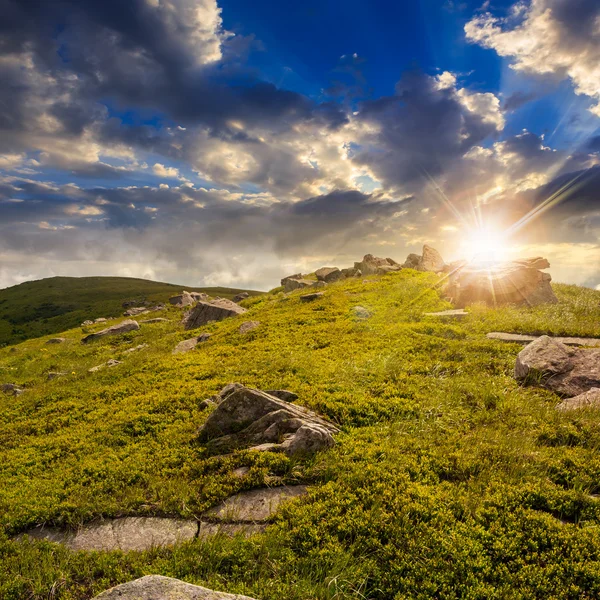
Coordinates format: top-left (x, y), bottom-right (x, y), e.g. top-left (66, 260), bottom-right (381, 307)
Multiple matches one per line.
top-left (92, 575), bottom-right (257, 600)
top-left (239, 321), bottom-right (260, 334)
top-left (170, 291), bottom-right (195, 307)
top-left (184, 299), bottom-right (247, 331)
top-left (355, 254), bottom-right (402, 276)
top-left (123, 306), bottom-right (149, 317)
top-left (315, 267), bottom-right (344, 283)
top-left (190, 292), bottom-right (210, 302)
top-left (197, 385), bottom-right (338, 457)
top-left (419, 245), bottom-right (445, 272)
top-left (515, 335), bottom-right (600, 397)
top-left (232, 292), bottom-right (250, 303)
top-left (82, 320), bottom-right (139, 344)
top-left (281, 274), bottom-right (313, 292)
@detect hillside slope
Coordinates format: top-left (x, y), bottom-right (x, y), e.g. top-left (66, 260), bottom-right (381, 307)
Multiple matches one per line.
top-left (0, 276), bottom-right (262, 347)
top-left (2, 273), bottom-right (600, 599)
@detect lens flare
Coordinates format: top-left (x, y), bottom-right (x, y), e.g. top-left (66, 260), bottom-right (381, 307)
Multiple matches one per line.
top-left (462, 227), bottom-right (510, 265)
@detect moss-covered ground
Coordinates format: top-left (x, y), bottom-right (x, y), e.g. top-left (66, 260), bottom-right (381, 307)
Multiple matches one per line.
top-left (2, 271), bottom-right (600, 599)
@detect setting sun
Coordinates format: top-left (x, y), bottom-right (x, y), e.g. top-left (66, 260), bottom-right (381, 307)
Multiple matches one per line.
top-left (462, 226), bottom-right (511, 265)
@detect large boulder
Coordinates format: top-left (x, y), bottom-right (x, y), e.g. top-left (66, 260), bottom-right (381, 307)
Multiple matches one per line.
top-left (419, 245), bottom-right (445, 272)
top-left (315, 267), bottom-right (344, 283)
top-left (93, 575), bottom-right (256, 600)
top-left (232, 292), bottom-right (250, 303)
top-left (169, 291), bottom-right (195, 307)
top-left (123, 306), bottom-right (148, 317)
top-left (82, 320), bottom-right (139, 344)
top-left (354, 254), bottom-right (402, 276)
top-left (515, 336), bottom-right (600, 397)
top-left (184, 299), bottom-right (247, 330)
top-left (281, 274), bottom-right (313, 292)
top-left (557, 388), bottom-right (600, 411)
top-left (197, 385), bottom-right (338, 457)
top-left (445, 258), bottom-right (558, 308)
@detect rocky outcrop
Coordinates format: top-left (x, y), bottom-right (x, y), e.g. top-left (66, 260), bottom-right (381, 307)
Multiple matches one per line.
top-left (315, 267), bottom-right (344, 283)
top-left (197, 385), bottom-right (338, 457)
top-left (445, 258), bottom-right (558, 308)
top-left (515, 336), bottom-right (600, 397)
top-left (190, 292), bottom-right (210, 302)
top-left (232, 292), bottom-right (250, 303)
top-left (300, 292), bottom-right (324, 302)
top-left (354, 254), bottom-right (402, 275)
top-left (93, 575), bottom-right (257, 600)
top-left (173, 333), bottom-right (211, 354)
top-left (123, 306), bottom-right (149, 317)
top-left (403, 245), bottom-right (445, 272)
top-left (169, 291), bottom-right (195, 307)
top-left (184, 299), bottom-right (247, 330)
top-left (81, 320), bottom-right (140, 344)
top-left (281, 274), bottom-right (313, 292)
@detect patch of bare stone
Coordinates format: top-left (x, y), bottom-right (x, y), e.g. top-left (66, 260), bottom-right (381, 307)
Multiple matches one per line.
top-left (82, 319), bottom-right (140, 343)
top-left (184, 298), bottom-right (247, 331)
top-left (173, 333), bottom-right (211, 355)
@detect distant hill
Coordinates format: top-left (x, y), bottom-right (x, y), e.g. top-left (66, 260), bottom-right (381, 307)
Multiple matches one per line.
top-left (0, 276), bottom-right (262, 346)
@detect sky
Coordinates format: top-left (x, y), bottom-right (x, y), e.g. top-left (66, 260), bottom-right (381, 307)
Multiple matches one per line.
top-left (0, 0), bottom-right (599, 291)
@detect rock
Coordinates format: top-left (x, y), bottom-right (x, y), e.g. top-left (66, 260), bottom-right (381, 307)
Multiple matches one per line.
top-left (46, 337), bottom-right (66, 344)
top-left (352, 306), bottom-right (371, 319)
top-left (514, 257), bottom-right (551, 270)
top-left (341, 267), bottom-right (361, 278)
top-left (403, 253), bottom-right (421, 269)
top-left (280, 425), bottom-right (335, 456)
top-left (197, 385), bottom-right (338, 457)
top-left (300, 292), bottom-right (324, 302)
top-left (82, 320), bottom-right (140, 344)
top-left (265, 390), bottom-right (299, 403)
top-left (123, 306), bottom-right (149, 317)
top-left (239, 321), bottom-right (260, 334)
top-left (92, 575), bottom-right (257, 600)
top-left (88, 359), bottom-right (122, 373)
top-left (47, 372), bottom-right (68, 380)
top-left (81, 320), bottom-right (94, 326)
top-left (315, 267), bottom-right (343, 283)
top-left (1, 383), bottom-right (23, 395)
top-left (310, 281), bottom-right (328, 289)
top-left (354, 254), bottom-right (402, 276)
top-left (197, 522), bottom-right (265, 540)
top-left (557, 388), bottom-right (600, 411)
top-left (184, 299), bottom-right (247, 331)
top-left (173, 337), bottom-right (200, 354)
top-left (199, 399), bottom-right (217, 410)
top-left (515, 335), bottom-right (600, 396)
top-left (424, 309), bottom-right (468, 318)
top-left (445, 258), bottom-right (558, 308)
top-left (418, 245), bottom-right (445, 272)
top-left (204, 486), bottom-right (308, 523)
top-left (281, 274), bottom-right (313, 293)
top-left (232, 292), bottom-right (250, 303)
top-left (139, 317), bottom-right (170, 324)
top-left (124, 344), bottom-right (148, 353)
top-left (94, 318), bottom-right (107, 324)
top-left (190, 292), bottom-right (210, 302)
top-left (25, 518), bottom-right (198, 553)
top-left (169, 291), bottom-right (195, 307)
top-left (488, 332), bottom-right (600, 346)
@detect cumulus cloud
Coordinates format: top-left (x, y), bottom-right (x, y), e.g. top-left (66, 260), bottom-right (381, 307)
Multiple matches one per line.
top-left (465, 0), bottom-right (600, 115)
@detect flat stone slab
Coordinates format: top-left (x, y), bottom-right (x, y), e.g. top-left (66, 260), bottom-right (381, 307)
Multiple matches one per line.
top-left (487, 332), bottom-right (600, 347)
top-left (197, 521), bottom-right (265, 539)
top-left (424, 309), bottom-right (468, 318)
top-left (22, 517), bottom-right (197, 552)
top-left (203, 486), bottom-right (308, 523)
top-left (93, 575), bottom-right (257, 599)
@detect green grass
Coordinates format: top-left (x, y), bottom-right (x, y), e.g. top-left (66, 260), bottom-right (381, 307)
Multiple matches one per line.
top-left (0, 276), bottom-right (262, 347)
top-left (2, 273), bottom-right (600, 599)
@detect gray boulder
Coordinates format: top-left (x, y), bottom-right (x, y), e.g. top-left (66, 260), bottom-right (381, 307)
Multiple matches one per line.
top-left (82, 320), bottom-right (140, 344)
top-left (300, 292), bottom-right (324, 302)
top-left (173, 333), bottom-right (211, 355)
top-left (169, 291), bottom-right (195, 307)
top-left (46, 337), bottom-right (66, 344)
top-left (139, 317), bottom-right (170, 324)
top-left (557, 388), bottom-right (600, 411)
top-left (354, 254), bottom-right (402, 276)
top-left (239, 321), bottom-right (260, 334)
top-left (123, 306), bottom-right (148, 317)
top-left (341, 267), bottom-right (361, 278)
top-left (315, 267), bottom-right (344, 283)
top-left (184, 299), bottom-right (247, 331)
top-left (1, 383), bottom-right (23, 395)
top-left (418, 245), bottom-right (445, 272)
top-left (93, 575), bottom-right (256, 599)
top-left (232, 292), bottom-right (250, 303)
top-left (197, 385), bottom-right (338, 457)
top-left (190, 292), bottom-right (210, 302)
top-left (281, 274), bottom-right (313, 292)
top-left (515, 335), bottom-right (600, 396)
top-left (403, 253), bottom-right (421, 269)
top-left (94, 318), bottom-right (107, 324)
top-left (81, 320), bottom-right (94, 326)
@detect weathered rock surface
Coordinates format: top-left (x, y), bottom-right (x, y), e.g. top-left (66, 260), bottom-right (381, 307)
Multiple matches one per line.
top-left (123, 306), bottom-right (149, 317)
top-left (232, 292), bottom-right (250, 303)
top-left (198, 385), bottom-right (338, 457)
top-left (204, 486), bottom-right (308, 523)
top-left (419, 245), bottom-right (446, 272)
top-left (170, 291), bottom-right (195, 307)
top-left (557, 388), bottom-right (600, 411)
top-left (239, 321), bottom-right (260, 334)
top-left (341, 267), bottom-right (361, 278)
top-left (445, 258), bottom-right (558, 308)
top-left (184, 299), bottom-right (247, 330)
top-left (1, 383), bottom-right (23, 395)
top-left (46, 337), bottom-right (66, 344)
top-left (88, 359), bottom-right (122, 373)
top-left (355, 254), bottom-right (402, 276)
top-left (173, 333), bottom-right (211, 355)
top-left (94, 318), bottom-right (107, 324)
top-left (265, 390), bottom-right (299, 403)
top-left (515, 335), bottom-right (600, 396)
top-left (488, 332), bottom-right (600, 347)
top-left (82, 320), bottom-right (140, 344)
top-left (190, 292), bottom-right (210, 302)
top-left (124, 344), bottom-right (148, 354)
top-left (300, 292), bottom-right (324, 302)
top-left (24, 518), bottom-right (198, 552)
top-left (281, 274), bottom-right (313, 292)
top-left (139, 317), bottom-right (170, 324)
top-left (315, 267), bottom-right (343, 283)
top-left (403, 253), bottom-right (421, 269)
top-left (93, 575), bottom-right (257, 600)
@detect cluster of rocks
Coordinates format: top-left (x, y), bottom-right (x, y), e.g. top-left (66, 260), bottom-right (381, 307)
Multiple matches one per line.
top-left (198, 384), bottom-right (338, 457)
top-left (514, 335), bottom-right (600, 411)
top-left (81, 317), bottom-right (107, 326)
top-left (123, 304), bottom-right (164, 317)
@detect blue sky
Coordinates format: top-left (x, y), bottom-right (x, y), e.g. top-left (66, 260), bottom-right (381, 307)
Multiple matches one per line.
top-left (0, 0), bottom-right (599, 290)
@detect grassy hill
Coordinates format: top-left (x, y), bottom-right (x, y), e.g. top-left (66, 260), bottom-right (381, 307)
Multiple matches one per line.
top-left (2, 272), bottom-right (600, 599)
top-left (0, 276), bottom-right (262, 347)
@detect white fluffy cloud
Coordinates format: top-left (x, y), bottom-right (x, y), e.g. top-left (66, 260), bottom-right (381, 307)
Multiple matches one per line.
top-left (465, 0), bottom-right (600, 115)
